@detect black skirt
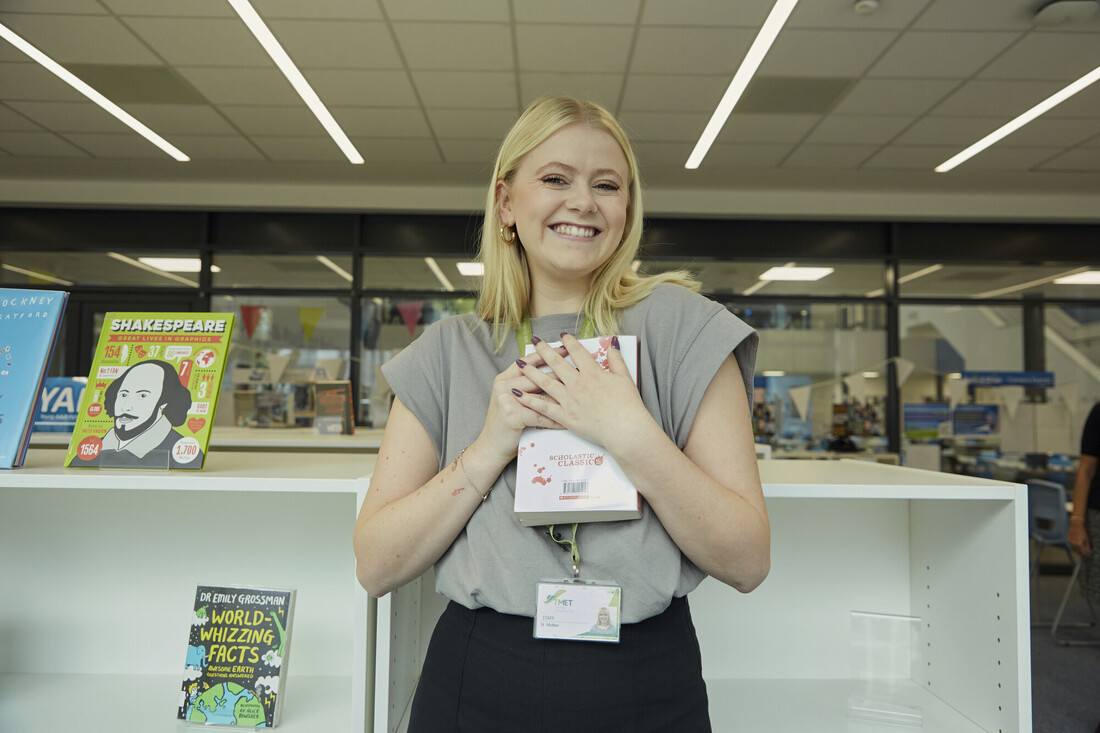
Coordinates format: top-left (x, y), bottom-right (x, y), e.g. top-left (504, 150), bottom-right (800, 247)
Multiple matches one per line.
top-left (408, 595), bottom-right (712, 733)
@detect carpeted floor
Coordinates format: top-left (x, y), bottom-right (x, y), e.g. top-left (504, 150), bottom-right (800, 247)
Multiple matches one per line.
top-left (1030, 563), bottom-right (1100, 733)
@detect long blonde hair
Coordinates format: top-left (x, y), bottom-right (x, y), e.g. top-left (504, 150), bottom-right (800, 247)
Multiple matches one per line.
top-left (476, 95), bottom-right (697, 348)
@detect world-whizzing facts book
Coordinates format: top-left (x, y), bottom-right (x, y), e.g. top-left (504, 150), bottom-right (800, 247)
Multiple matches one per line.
top-left (179, 585), bottom-right (296, 727)
top-left (0, 289), bottom-right (69, 468)
top-left (64, 313), bottom-right (235, 470)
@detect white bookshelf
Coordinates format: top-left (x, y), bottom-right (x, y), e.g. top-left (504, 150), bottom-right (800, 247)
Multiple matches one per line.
top-left (0, 449), bottom-right (377, 733)
top-left (377, 460), bottom-right (1031, 733)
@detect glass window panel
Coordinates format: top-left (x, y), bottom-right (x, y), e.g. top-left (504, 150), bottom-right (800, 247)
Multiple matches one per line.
top-left (899, 263), bottom-right (1100, 299)
top-left (360, 256), bottom-right (481, 292)
top-left (0, 250), bottom-right (199, 288)
top-left (210, 295), bottom-right (352, 429)
top-left (639, 260), bottom-right (886, 298)
top-left (1045, 304), bottom-right (1100, 410)
top-left (212, 254), bottom-right (354, 289)
top-left (360, 296), bottom-right (477, 427)
top-left (713, 299), bottom-right (888, 454)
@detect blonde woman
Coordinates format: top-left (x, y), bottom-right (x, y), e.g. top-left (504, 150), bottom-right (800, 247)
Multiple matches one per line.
top-left (354, 96), bottom-right (768, 731)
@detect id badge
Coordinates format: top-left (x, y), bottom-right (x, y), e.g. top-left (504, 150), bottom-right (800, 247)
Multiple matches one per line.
top-left (534, 580), bottom-right (622, 643)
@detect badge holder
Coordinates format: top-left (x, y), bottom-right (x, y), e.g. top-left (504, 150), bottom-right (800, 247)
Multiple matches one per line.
top-left (533, 524), bottom-right (622, 643)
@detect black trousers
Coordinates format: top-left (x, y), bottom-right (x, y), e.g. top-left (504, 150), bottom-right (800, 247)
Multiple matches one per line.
top-left (408, 595), bottom-right (712, 733)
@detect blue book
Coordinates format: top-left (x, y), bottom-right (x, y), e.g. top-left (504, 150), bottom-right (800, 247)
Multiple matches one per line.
top-left (0, 289), bottom-right (69, 468)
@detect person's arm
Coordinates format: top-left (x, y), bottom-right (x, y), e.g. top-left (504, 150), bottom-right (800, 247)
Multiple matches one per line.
top-left (520, 337), bottom-right (770, 593)
top-left (353, 354), bottom-right (565, 597)
top-left (1069, 454), bottom-right (1096, 557)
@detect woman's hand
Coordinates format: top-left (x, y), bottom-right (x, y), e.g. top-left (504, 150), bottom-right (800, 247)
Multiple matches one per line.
top-left (476, 345), bottom-right (568, 466)
top-left (1069, 520), bottom-right (1092, 557)
top-left (513, 333), bottom-right (649, 453)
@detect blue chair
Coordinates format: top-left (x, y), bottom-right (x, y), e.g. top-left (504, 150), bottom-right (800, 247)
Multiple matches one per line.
top-left (1027, 478), bottom-right (1098, 645)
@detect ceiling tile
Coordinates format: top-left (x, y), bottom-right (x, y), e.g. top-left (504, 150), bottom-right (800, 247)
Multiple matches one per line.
top-left (102, 0), bottom-right (234, 17)
top-left (519, 73), bottom-right (623, 109)
top-left (352, 138), bottom-right (443, 164)
top-left (893, 116), bottom-right (1007, 147)
top-left (805, 115), bottom-right (914, 145)
top-left (979, 32), bottom-right (1100, 80)
top-left (306, 69), bottom-right (420, 107)
top-left (718, 113), bottom-right (822, 144)
top-left (0, 13), bottom-right (160, 65)
top-left (631, 27), bottom-right (756, 75)
top-left (62, 132), bottom-right (173, 159)
top-left (266, 20), bottom-right (402, 69)
top-left (1037, 147), bottom-right (1100, 170)
top-left (425, 108), bottom-right (516, 139)
top-left (781, 145), bottom-right (880, 169)
top-left (953, 146), bottom-right (1065, 171)
top-left (6, 101), bottom-right (137, 133)
top-left (1043, 84), bottom-right (1100, 118)
top-left (0, 130), bottom-right (88, 156)
top-left (760, 29), bottom-right (898, 77)
top-left (912, 0), bottom-right (1046, 31)
top-left (824, 78), bottom-right (961, 117)
top-left (122, 17), bottom-right (272, 67)
top-left (176, 67), bottom-right (300, 105)
top-left (705, 142), bottom-right (793, 168)
top-left (862, 145), bottom-right (958, 169)
top-left (123, 104), bottom-right (238, 135)
top-left (931, 79), bottom-right (1066, 117)
top-left (788, 0), bottom-right (931, 30)
top-left (992, 117), bottom-right (1100, 148)
top-left (640, 0), bottom-right (772, 27)
top-left (258, 0), bottom-right (384, 20)
top-left (621, 111), bottom-right (709, 141)
top-left (393, 22), bottom-right (512, 70)
top-left (0, 103), bottom-right (43, 131)
top-left (619, 74), bottom-right (729, 113)
top-left (331, 107), bottom-right (432, 137)
top-left (514, 0), bottom-right (640, 24)
top-left (0, 62), bottom-right (90, 102)
top-left (516, 24), bottom-right (634, 73)
top-left (412, 71), bottom-right (517, 108)
top-left (380, 0), bottom-right (507, 22)
top-left (169, 135), bottom-right (267, 160)
top-left (867, 31), bottom-right (1020, 79)
top-left (252, 136), bottom-right (349, 162)
top-left (438, 138), bottom-right (500, 165)
top-left (5, 0), bottom-right (107, 12)
top-left (219, 105), bottom-right (323, 136)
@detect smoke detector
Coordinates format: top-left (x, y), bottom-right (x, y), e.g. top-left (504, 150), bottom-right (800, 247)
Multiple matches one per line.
top-left (1033, 0), bottom-right (1099, 25)
top-left (853, 0), bottom-right (880, 14)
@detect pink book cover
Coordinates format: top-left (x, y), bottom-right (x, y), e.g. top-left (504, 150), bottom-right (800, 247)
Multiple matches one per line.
top-left (514, 336), bottom-right (641, 526)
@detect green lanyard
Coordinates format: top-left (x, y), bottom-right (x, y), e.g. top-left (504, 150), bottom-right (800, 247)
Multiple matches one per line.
top-left (519, 313), bottom-right (595, 578)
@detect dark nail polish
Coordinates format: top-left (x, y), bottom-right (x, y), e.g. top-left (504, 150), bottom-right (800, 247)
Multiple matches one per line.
top-left (511, 388), bottom-right (523, 398)
top-left (560, 332), bottom-right (570, 339)
top-left (516, 358), bottom-right (527, 368)
top-left (531, 336), bottom-right (542, 345)
top-left (612, 335), bottom-right (620, 350)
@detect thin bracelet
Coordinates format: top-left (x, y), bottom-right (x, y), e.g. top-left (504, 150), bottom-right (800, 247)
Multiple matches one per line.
top-left (452, 447), bottom-right (490, 501)
top-left (1070, 516), bottom-right (1085, 523)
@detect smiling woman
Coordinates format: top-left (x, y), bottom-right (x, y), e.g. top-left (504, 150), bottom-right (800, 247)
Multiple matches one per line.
top-left (352, 96), bottom-right (768, 733)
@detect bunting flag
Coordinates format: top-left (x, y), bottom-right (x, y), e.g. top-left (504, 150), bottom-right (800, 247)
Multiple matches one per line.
top-left (1000, 386), bottom-right (1024, 420)
top-left (298, 307), bottom-right (325, 341)
top-left (947, 378), bottom-right (969, 409)
top-left (264, 352), bottom-right (292, 384)
top-left (895, 358), bottom-right (915, 388)
top-left (1051, 383), bottom-right (1080, 416)
top-left (789, 384), bottom-right (812, 420)
top-left (240, 305), bottom-right (266, 339)
top-left (843, 374), bottom-right (867, 403)
top-left (397, 301), bottom-right (424, 337)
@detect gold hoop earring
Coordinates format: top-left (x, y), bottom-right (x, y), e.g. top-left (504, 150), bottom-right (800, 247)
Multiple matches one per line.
top-left (499, 224), bottom-right (516, 244)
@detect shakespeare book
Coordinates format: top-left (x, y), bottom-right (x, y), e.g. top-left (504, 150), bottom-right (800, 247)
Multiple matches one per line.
top-left (0, 289), bottom-right (69, 468)
top-left (63, 313), bottom-right (235, 470)
top-left (514, 335), bottom-right (641, 526)
top-left (179, 585), bottom-right (296, 728)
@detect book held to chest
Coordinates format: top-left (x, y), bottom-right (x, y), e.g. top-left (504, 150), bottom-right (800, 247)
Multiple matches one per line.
top-left (514, 335), bottom-right (641, 526)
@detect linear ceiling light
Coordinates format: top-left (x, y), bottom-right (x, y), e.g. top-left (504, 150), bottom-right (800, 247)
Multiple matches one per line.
top-left (107, 252), bottom-right (199, 287)
top-left (1054, 271), bottom-right (1100, 285)
top-left (685, 0), bottom-right (800, 169)
top-left (759, 266), bottom-right (834, 281)
top-left (457, 262), bottom-right (484, 277)
top-left (973, 266), bottom-right (1089, 298)
top-left (316, 255), bottom-right (353, 283)
top-left (227, 0), bottom-right (364, 164)
top-left (936, 63), bottom-right (1100, 172)
top-left (1, 263), bottom-right (74, 286)
top-left (0, 21), bottom-right (188, 161)
top-left (137, 257), bottom-right (220, 273)
top-left (424, 257), bottom-right (455, 291)
top-left (865, 263), bottom-right (943, 297)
